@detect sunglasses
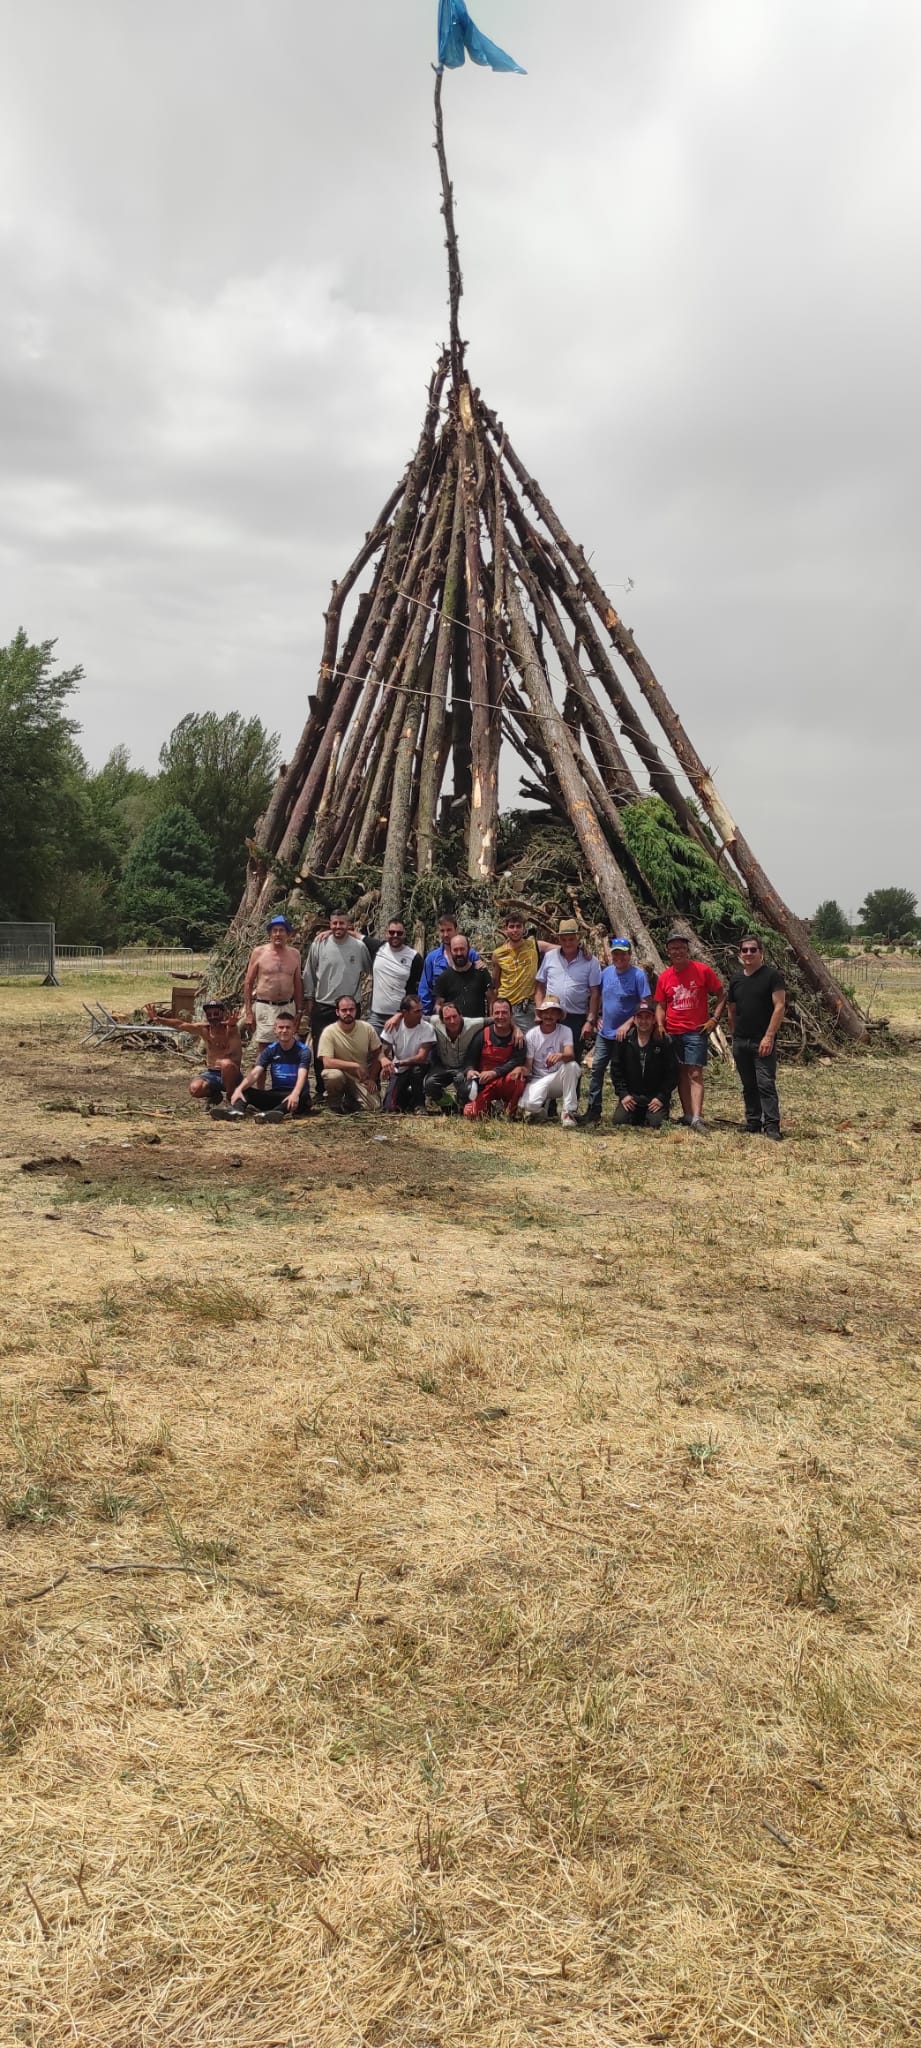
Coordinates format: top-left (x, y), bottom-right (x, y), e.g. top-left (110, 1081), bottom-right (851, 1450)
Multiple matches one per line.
top-left (740, 946), bottom-right (761, 955)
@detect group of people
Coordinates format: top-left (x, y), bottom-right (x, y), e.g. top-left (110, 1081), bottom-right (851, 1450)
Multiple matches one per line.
top-left (179, 910), bottom-right (787, 1138)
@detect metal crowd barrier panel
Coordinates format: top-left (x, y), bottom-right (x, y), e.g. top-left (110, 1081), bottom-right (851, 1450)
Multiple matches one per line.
top-left (103, 948), bottom-right (197, 976)
top-left (0, 921), bottom-right (58, 984)
top-left (54, 944), bottom-right (105, 969)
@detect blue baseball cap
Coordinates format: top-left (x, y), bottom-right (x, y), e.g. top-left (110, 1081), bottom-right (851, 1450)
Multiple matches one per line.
top-left (268, 915), bottom-right (293, 931)
top-left (609, 936), bottom-right (632, 951)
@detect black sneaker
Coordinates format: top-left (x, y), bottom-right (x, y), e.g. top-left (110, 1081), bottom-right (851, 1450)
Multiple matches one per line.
top-left (256, 1109), bottom-right (285, 1124)
top-left (763, 1129), bottom-right (784, 1142)
top-left (576, 1110), bottom-right (601, 1127)
top-left (210, 1105), bottom-right (243, 1122)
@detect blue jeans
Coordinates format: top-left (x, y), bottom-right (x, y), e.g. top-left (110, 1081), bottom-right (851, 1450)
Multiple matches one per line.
top-left (587, 1034), bottom-right (617, 1117)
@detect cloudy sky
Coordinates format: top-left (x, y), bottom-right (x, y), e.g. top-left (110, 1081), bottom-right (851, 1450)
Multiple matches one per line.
top-left (2, 0), bottom-right (919, 914)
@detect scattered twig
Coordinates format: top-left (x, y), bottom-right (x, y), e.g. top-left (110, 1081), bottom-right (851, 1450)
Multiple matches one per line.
top-left (761, 1817), bottom-right (797, 1854)
top-left (5, 1571), bottom-right (70, 1606)
top-left (24, 1882), bottom-right (51, 1941)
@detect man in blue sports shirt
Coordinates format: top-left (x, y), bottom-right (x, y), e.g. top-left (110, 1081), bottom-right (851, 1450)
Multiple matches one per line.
top-left (215, 1014), bottom-right (312, 1123)
top-left (579, 938), bottom-right (651, 1126)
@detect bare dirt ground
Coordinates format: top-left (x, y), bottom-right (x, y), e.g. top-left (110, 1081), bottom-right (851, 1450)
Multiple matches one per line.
top-left (2, 975), bottom-right (920, 2047)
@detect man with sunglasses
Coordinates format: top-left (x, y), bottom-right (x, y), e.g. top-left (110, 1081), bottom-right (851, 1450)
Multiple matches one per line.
top-left (727, 936), bottom-right (786, 1140)
top-left (367, 917), bottom-right (423, 1034)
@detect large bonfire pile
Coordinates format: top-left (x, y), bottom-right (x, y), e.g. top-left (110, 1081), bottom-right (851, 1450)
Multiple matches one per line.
top-left (221, 76), bottom-right (865, 1051)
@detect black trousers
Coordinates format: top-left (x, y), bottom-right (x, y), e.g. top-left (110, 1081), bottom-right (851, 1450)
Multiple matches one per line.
top-left (613, 1096), bottom-right (669, 1129)
top-left (423, 1065), bottom-right (472, 1106)
top-left (386, 1067), bottom-right (427, 1112)
top-left (309, 1003), bottom-right (339, 1098)
top-left (240, 1087), bottom-right (310, 1117)
top-left (733, 1037), bottom-right (781, 1134)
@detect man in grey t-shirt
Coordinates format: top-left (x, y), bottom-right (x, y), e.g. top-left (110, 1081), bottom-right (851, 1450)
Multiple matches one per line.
top-left (303, 911), bottom-right (371, 1100)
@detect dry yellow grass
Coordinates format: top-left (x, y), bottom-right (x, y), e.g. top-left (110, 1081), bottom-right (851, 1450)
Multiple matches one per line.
top-left (1, 973), bottom-right (920, 2047)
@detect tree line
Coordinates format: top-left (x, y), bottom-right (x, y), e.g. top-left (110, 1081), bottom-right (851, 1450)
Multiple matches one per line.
top-left (1, 630), bottom-right (917, 953)
top-left (812, 893), bottom-right (920, 949)
top-left (0, 632), bottom-right (278, 947)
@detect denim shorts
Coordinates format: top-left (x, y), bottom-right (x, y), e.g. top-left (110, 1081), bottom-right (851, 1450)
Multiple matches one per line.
top-left (669, 1029), bottom-right (709, 1067)
top-left (202, 1068), bottom-right (223, 1089)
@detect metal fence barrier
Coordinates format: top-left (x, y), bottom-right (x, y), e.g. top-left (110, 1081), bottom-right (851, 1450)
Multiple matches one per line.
top-left (101, 949), bottom-right (198, 976)
top-left (0, 921), bottom-right (58, 983)
top-left (54, 944), bottom-right (105, 969)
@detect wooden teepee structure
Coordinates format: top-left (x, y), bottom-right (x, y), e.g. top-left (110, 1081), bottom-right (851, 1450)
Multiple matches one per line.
top-left (230, 73), bottom-right (865, 1044)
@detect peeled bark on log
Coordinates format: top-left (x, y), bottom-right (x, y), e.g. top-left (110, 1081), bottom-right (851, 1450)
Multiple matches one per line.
top-left (505, 578), bottom-right (662, 954)
top-left (417, 468), bottom-right (465, 873)
top-left (461, 395), bottom-right (497, 881)
top-left (451, 585), bottom-right (472, 814)
top-left (491, 416), bottom-right (867, 1041)
top-left (380, 638), bottom-right (435, 921)
top-left (353, 694), bottom-right (405, 866)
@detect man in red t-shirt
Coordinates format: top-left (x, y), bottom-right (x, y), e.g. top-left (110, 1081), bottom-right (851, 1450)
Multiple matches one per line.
top-left (654, 931), bottom-right (725, 1133)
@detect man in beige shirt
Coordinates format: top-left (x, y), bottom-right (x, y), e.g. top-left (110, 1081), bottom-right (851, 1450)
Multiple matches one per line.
top-left (316, 996), bottom-right (383, 1114)
top-left (243, 916), bottom-right (304, 1050)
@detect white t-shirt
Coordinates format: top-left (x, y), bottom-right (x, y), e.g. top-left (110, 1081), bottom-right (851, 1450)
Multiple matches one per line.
top-left (526, 1022), bottom-right (574, 1080)
top-left (381, 1019), bottom-right (437, 1069)
top-left (372, 944), bottom-right (419, 1015)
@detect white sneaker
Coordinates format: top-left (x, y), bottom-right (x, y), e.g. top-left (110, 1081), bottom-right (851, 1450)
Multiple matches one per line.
top-left (561, 1113), bottom-right (578, 1129)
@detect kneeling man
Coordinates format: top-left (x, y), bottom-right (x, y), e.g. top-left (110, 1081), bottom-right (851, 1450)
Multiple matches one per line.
top-left (610, 997), bottom-right (678, 1128)
top-left (462, 997), bottom-right (527, 1119)
top-left (317, 996), bottom-right (382, 1113)
top-left (220, 1015), bottom-right (312, 1122)
top-left (380, 995), bottom-right (436, 1113)
top-left (424, 1003), bottom-right (484, 1112)
top-left (520, 995), bottom-right (580, 1127)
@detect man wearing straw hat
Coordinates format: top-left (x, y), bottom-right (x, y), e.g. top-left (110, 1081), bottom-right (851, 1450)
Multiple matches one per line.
top-left (520, 994), bottom-right (580, 1127)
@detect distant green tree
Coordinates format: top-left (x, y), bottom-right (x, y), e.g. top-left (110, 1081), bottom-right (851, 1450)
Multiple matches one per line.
top-left (812, 899), bottom-right (851, 943)
top-left (157, 712), bottom-right (279, 903)
top-left (857, 887), bottom-right (918, 943)
top-left (85, 746), bottom-right (158, 865)
top-left (0, 631), bottom-right (85, 919)
top-left (119, 806), bottom-right (228, 946)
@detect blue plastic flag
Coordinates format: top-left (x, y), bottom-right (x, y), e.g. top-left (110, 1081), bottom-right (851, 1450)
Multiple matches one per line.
top-left (438, 0), bottom-right (526, 74)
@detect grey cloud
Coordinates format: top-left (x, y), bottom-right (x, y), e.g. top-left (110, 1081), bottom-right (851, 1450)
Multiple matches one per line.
top-left (1, 0), bottom-right (918, 910)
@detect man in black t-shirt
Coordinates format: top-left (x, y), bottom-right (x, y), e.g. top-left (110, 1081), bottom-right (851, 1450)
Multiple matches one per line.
top-left (727, 936), bottom-right (786, 1140)
top-left (433, 935), bottom-right (495, 1019)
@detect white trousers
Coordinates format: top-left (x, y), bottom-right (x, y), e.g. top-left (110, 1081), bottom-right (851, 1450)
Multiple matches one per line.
top-left (521, 1064), bottom-right (579, 1119)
